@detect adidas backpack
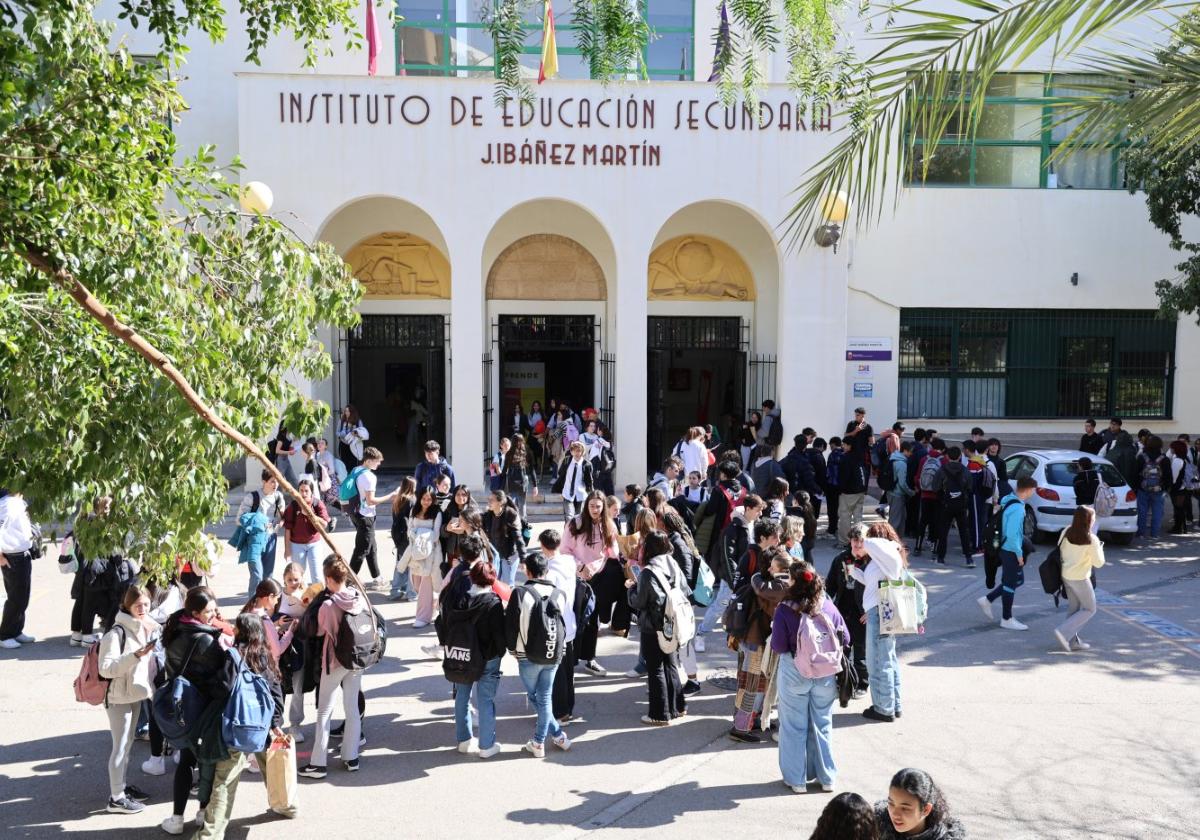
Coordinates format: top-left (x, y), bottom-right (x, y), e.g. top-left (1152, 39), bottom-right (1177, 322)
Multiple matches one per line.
top-left (220, 650), bottom-right (275, 754)
top-left (520, 582), bottom-right (566, 666)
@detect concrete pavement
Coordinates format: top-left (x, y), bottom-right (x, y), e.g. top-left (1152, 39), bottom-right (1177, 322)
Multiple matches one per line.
top-left (2, 514), bottom-right (1199, 839)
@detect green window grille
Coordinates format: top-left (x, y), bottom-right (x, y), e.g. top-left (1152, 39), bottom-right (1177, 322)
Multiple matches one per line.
top-left (910, 73), bottom-right (1126, 189)
top-left (898, 309), bottom-right (1176, 419)
top-left (395, 0), bottom-right (694, 80)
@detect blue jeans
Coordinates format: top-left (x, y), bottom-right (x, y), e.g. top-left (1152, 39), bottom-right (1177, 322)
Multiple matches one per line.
top-left (390, 565), bottom-right (417, 599)
top-left (1137, 490), bottom-right (1165, 537)
top-left (454, 657), bottom-right (501, 749)
top-left (517, 659), bottom-right (562, 744)
top-left (292, 542), bottom-right (320, 583)
top-left (247, 534), bottom-right (278, 595)
top-left (498, 553), bottom-right (520, 587)
top-left (698, 580), bottom-right (733, 635)
top-left (865, 608), bottom-right (901, 716)
top-left (776, 656), bottom-right (838, 787)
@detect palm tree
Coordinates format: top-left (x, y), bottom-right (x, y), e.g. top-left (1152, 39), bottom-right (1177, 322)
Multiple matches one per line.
top-left (782, 0), bottom-right (1199, 247)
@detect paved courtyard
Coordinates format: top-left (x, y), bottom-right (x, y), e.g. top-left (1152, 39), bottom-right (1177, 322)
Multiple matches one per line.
top-left (2, 512), bottom-right (1199, 839)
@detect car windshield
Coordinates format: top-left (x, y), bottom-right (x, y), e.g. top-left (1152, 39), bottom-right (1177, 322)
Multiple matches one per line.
top-left (1045, 462), bottom-right (1126, 488)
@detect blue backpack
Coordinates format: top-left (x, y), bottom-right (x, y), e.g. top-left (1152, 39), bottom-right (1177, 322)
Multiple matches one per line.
top-left (151, 638), bottom-right (209, 748)
top-left (220, 650), bottom-right (275, 754)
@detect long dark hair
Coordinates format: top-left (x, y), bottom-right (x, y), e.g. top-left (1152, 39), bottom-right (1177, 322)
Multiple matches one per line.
top-left (1065, 505), bottom-right (1094, 546)
top-left (234, 613), bottom-right (280, 682)
top-left (392, 476), bottom-right (417, 516)
top-left (808, 792), bottom-right (879, 840)
top-left (568, 489), bottom-right (617, 547)
top-left (413, 485), bottom-right (438, 520)
top-left (163, 586), bottom-right (217, 645)
top-left (890, 768), bottom-right (950, 828)
top-left (506, 435), bottom-right (528, 470)
top-left (661, 508), bottom-right (698, 555)
top-left (786, 560), bottom-right (825, 616)
top-left (642, 529), bottom-right (672, 559)
top-left (241, 578), bottom-right (281, 614)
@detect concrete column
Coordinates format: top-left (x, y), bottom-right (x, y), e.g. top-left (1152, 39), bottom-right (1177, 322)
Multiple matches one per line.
top-left (448, 229), bottom-right (486, 491)
top-left (612, 236), bottom-right (650, 487)
top-left (777, 245), bottom-right (849, 441)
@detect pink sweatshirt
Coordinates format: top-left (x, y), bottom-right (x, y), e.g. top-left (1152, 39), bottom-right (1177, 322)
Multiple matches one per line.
top-left (249, 606), bottom-right (294, 663)
top-left (316, 588), bottom-right (366, 673)
top-left (560, 518), bottom-right (617, 579)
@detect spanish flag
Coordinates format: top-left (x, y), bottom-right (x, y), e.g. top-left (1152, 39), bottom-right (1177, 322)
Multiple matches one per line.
top-left (538, 0), bottom-right (558, 84)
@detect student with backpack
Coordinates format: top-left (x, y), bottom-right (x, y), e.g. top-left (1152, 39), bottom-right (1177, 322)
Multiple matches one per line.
top-left (440, 558), bottom-right (506, 759)
top-left (771, 559), bottom-right (850, 793)
top-left (501, 435), bottom-right (539, 519)
top-left (282, 481), bottom-right (331, 585)
top-left (977, 478), bottom-right (1039, 631)
top-left (932, 447), bottom-right (973, 567)
top-left (626, 530), bottom-right (693, 726)
top-left (344, 447), bottom-right (396, 589)
top-left (847, 538), bottom-right (906, 722)
top-left (727, 545), bottom-right (791, 743)
top-left (1133, 436), bottom-right (1171, 539)
top-left (505, 550), bottom-right (572, 756)
top-left (885, 441), bottom-right (916, 535)
top-left (1167, 440), bottom-right (1190, 535)
top-left (236, 471), bottom-right (285, 595)
top-left (913, 439), bottom-right (946, 556)
top-left (194, 614), bottom-right (292, 839)
top-left (1052, 506), bottom-right (1107, 653)
top-left (696, 493), bottom-right (763, 645)
top-left (158, 586), bottom-right (232, 835)
top-left (540, 530), bottom-right (582, 724)
top-left (90, 584), bottom-right (159, 814)
top-left (299, 558), bottom-right (369, 778)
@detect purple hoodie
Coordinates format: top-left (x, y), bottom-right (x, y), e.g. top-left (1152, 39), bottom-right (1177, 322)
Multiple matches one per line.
top-left (317, 587), bottom-right (366, 673)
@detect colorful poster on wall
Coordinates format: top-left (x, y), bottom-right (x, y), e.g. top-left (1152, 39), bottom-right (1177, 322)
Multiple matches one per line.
top-left (502, 362), bottom-right (546, 418)
top-left (852, 381), bottom-right (874, 399)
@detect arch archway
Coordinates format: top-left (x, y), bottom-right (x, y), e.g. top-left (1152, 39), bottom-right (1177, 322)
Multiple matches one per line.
top-left (487, 233), bottom-right (605, 300)
top-left (316, 196), bottom-right (453, 469)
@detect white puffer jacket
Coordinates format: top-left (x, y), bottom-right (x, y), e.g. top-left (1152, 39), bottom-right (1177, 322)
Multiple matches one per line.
top-left (98, 610), bottom-right (160, 705)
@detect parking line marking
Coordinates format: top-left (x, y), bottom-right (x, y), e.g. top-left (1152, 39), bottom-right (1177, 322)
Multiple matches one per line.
top-left (1095, 588), bottom-right (1200, 661)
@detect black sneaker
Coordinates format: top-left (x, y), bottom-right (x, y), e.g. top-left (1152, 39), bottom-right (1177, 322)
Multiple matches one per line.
top-left (727, 728), bottom-right (761, 743)
top-left (330, 722), bottom-right (345, 738)
top-left (862, 706), bottom-right (895, 723)
top-left (123, 784), bottom-right (151, 802)
top-left (895, 710), bottom-right (903, 719)
top-left (682, 679), bottom-right (702, 696)
top-left (106, 795), bottom-right (145, 814)
top-left (965, 558), bottom-right (976, 568)
top-left (298, 764), bottom-right (327, 779)
top-left (344, 758), bottom-right (360, 772)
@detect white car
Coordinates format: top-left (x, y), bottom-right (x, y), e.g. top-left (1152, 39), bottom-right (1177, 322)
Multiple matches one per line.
top-left (1003, 449), bottom-right (1138, 545)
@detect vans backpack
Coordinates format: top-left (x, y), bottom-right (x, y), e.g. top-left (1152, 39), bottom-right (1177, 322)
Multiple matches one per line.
top-left (1138, 456), bottom-right (1164, 494)
top-left (519, 582), bottom-right (566, 665)
top-left (73, 625), bottom-right (126, 706)
top-left (220, 650), bottom-right (275, 754)
top-left (1094, 476), bottom-right (1118, 518)
top-left (647, 565), bottom-right (696, 654)
top-left (151, 638), bottom-right (209, 748)
top-left (792, 605), bottom-right (842, 680)
top-left (334, 607), bottom-right (385, 671)
top-left (337, 466), bottom-right (367, 508)
top-left (918, 457), bottom-right (942, 492)
top-left (438, 604), bottom-right (486, 685)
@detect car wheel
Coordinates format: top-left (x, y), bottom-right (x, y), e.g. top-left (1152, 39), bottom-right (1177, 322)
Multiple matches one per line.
top-left (1026, 507), bottom-right (1053, 544)
top-left (1106, 532), bottom-right (1134, 546)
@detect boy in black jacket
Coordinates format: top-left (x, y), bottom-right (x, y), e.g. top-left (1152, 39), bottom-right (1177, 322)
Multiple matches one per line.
top-left (825, 524), bottom-right (869, 693)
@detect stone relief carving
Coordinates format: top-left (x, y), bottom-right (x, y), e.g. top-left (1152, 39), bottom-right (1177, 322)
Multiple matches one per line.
top-left (648, 236), bottom-right (755, 301)
top-left (344, 232), bottom-right (450, 299)
top-left (487, 234), bottom-right (606, 300)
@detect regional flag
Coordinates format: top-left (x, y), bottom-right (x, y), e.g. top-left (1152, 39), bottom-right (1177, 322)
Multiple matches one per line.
top-left (538, 0), bottom-right (558, 84)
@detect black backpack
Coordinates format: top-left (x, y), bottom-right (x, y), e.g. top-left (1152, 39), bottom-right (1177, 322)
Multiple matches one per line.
top-left (983, 498), bottom-right (1020, 558)
top-left (721, 583), bottom-right (757, 640)
top-left (766, 416), bottom-right (783, 447)
top-left (1039, 535), bottom-right (1066, 605)
top-left (877, 457), bottom-right (897, 492)
top-left (520, 582), bottom-right (565, 665)
top-left (334, 607), bottom-right (386, 671)
top-left (438, 604), bottom-right (486, 685)
top-left (940, 466), bottom-right (967, 511)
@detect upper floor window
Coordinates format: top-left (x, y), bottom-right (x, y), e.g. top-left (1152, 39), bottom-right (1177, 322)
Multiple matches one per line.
top-left (909, 73), bottom-right (1126, 189)
top-left (395, 0), bottom-right (694, 80)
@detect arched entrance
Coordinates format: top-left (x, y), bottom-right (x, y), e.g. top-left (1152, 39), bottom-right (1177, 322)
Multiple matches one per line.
top-left (647, 203), bottom-right (781, 466)
top-left (482, 201), bottom-right (616, 466)
top-left (317, 197), bottom-right (452, 469)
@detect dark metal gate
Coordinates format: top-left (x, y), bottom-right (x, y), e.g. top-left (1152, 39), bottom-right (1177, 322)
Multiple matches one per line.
top-left (482, 351), bottom-right (493, 458)
top-left (600, 352), bottom-right (616, 436)
top-left (748, 354), bottom-right (778, 413)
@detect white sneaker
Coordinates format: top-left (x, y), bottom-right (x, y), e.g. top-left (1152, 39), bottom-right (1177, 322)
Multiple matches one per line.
top-left (420, 643), bottom-right (442, 659)
top-left (141, 755), bottom-right (166, 776)
top-left (1070, 640), bottom-right (1092, 651)
top-left (412, 619), bottom-right (430, 629)
top-left (820, 783), bottom-right (834, 792)
top-left (15, 633), bottom-right (35, 643)
top-left (478, 742), bottom-right (502, 759)
top-left (173, 750), bottom-right (180, 765)
top-left (1000, 617), bottom-right (1029, 631)
top-left (523, 739), bottom-right (546, 758)
top-left (551, 732), bottom-right (571, 752)
top-left (789, 784), bottom-right (807, 794)
top-left (623, 668), bottom-right (642, 679)
top-left (458, 738), bottom-right (478, 754)
top-left (290, 729), bottom-right (305, 744)
top-left (161, 815), bottom-right (185, 835)
top-left (694, 635), bottom-right (706, 653)
top-left (246, 754), bottom-right (261, 774)
top-left (80, 633), bottom-right (100, 645)
top-left (0, 638), bottom-right (20, 649)
top-left (1053, 629), bottom-right (1072, 652)
top-left (976, 595), bottom-right (995, 621)
top-left (69, 633), bottom-right (83, 647)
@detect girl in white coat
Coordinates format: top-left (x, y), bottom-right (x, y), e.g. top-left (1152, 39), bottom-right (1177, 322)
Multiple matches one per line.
top-left (98, 584), bottom-right (160, 814)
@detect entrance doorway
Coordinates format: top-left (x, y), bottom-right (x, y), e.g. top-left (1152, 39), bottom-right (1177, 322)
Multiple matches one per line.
top-left (495, 314), bottom-right (596, 447)
top-left (347, 314), bottom-right (447, 470)
top-left (647, 316), bottom-right (745, 467)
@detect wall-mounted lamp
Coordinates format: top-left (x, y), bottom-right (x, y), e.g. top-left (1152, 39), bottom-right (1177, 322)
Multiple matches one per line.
top-left (814, 190), bottom-right (849, 253)
top-left (1070, 272), bottom-right (1079, 287)
top-left (239, 181), bottom-right (274, 214)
